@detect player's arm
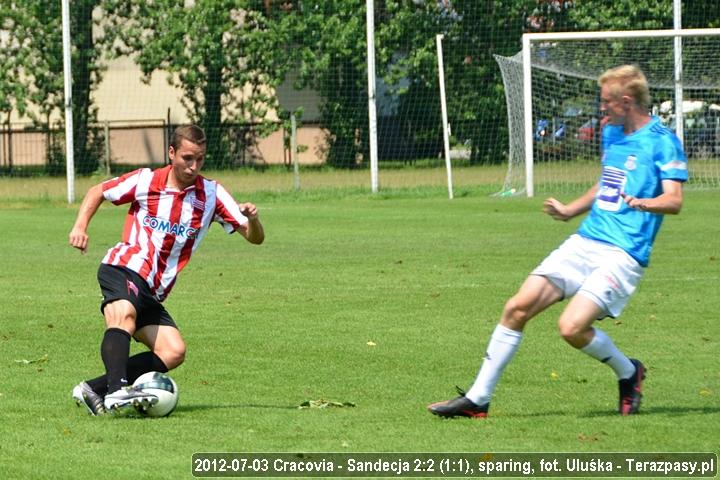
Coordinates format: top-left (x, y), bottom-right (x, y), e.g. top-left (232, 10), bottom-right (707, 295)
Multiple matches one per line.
top-left (543, 182), bottom-right (599, 222)
top-left (69, 183), bottom-right (106, 254)
top-left (621, 179), bottom-right (683, 214)
top-left (238, 202), bottom-right (265, 245)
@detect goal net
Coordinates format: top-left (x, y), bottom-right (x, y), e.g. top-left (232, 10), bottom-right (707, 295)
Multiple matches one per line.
top-left (495, 29), bottom-right (720, 197)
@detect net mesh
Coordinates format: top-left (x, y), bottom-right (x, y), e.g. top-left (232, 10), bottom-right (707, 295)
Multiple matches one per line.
top-left (496, 33), bottom-right (720, 196)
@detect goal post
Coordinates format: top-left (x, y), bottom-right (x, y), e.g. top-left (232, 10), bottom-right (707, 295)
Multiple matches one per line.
top-left (496, 28), bottom-right (720, 197)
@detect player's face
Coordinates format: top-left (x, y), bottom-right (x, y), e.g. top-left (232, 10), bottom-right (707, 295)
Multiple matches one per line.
top-left (169, 139), bottom-right (206, 187)
top-left (600, 82), bottom-right (628, 126)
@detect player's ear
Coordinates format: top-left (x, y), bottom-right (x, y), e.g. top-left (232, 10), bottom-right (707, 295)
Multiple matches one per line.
top-left (168, 145), bottom-right (176, 161)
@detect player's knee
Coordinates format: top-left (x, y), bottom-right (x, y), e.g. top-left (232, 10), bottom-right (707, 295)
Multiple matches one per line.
top-left (501, 298), bottom-right (532, 329)
top-left (557, 318), bottom-right (587, 346)
top-left (103, 301), bottom-right (137, 333)
top-left (158, 342), bottom-right (186, 370)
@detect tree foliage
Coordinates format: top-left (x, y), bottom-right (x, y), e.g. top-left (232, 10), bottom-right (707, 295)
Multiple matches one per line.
top-left (2, 0), bottom-right (105, 174)
top-left (102, 0), bottom-right (290, 168)
top-left (375, 1), bottom-right (535, 164)
top-left (275, 0), bottom-right (370, 168)
top-left (0, 5), bottom-right (32, 122)
top-left (2, 0), bottom-right (719, 174)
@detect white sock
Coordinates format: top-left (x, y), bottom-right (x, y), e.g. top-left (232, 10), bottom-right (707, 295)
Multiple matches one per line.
top-left (580, 328), bottom-right (635, 379)
top-left (465, 324), bottom-right (523, 405)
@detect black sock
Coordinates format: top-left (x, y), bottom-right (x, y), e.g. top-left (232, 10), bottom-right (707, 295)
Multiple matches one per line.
top-left (127, 351), bottom-right (169, 381)
top-left (101, 328), bottom-right (131, 393)
top-left (86, 375), bottom-right (108, 397)
top-left (87, 352), bottom-right (169, 397)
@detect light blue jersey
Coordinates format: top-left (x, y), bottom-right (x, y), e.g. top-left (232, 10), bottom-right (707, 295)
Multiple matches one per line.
top-left (577, 116), bottom-right (687, 266)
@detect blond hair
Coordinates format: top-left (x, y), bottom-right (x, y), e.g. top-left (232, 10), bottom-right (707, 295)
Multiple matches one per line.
top-left (598, 65), bottom-right (651, 110)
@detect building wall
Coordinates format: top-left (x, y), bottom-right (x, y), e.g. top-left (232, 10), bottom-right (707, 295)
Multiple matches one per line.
top-left (4, 55), bottom-right (328, 168)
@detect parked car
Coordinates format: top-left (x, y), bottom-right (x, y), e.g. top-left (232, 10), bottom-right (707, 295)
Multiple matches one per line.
top-left (534, 118), bottom-right (566, 141)
top-left (663, 103), bottom-right (720, 159)
top-left (576, 116), bottom-right (609, 144)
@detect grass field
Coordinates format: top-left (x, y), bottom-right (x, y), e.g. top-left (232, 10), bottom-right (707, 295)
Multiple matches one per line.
top-left (1, 168), bottom-right (718, 479)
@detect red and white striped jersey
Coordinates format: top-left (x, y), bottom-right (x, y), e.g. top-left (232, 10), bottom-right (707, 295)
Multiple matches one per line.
top-left (100, 165), bottom-right (249, 301)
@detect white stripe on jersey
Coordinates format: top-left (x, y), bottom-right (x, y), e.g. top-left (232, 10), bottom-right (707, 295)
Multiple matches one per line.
top-left (214, 183), bottom-right (248, 233)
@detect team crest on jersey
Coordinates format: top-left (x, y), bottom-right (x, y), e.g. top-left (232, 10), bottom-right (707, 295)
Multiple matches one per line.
top-left (624, 155), bottom-right (637, 170)
top-left (143, 216), bottom-right (198, 239)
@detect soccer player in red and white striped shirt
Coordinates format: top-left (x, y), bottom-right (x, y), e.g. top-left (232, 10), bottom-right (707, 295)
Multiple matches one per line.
top-left (69, 125), bottom-right (264, 415)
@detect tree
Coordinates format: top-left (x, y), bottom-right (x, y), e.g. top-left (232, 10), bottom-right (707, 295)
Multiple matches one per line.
top-left (377, 1), bottom-right (536, 165)
top-left (22, 1), bottom-right (70, 174)
top-left (374, 1), bottom-right (448, 162)
top-left (2, 0), bottom-right (107, 175)
top-left (684, 0), bottom-right (720, 28)
top-left (276, 0), bottom-right (370, 168)
top-left (567, 1), bottom-right (670, 31)
top-left (63, 0), bottom-right (106, 175)
top-left (0, 4), bottom-right (32, 172)
top-left (102, 0), bottom-right (290, 169)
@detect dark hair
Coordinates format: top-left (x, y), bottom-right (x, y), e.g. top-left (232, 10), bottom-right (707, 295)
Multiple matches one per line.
top-left (170, 125), bottom-right (207, 150)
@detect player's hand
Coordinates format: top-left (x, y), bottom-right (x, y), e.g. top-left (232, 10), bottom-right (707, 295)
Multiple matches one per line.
top-left (239, 202), bottom-right (258, 220)
top-left (69, 227), bottom-right (89, 254)
top-left (620, 192), bottom-right (648, 211)
top-left (543, 197), bottom-right (572, 221)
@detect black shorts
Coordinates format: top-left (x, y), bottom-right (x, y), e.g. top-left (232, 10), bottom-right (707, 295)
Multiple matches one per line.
top-left (97, 264), bottom-right (177, 331)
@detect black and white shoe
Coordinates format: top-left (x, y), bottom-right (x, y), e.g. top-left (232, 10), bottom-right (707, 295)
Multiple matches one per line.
top-left (72, 381), bottom-right (106, 416)
top-left (104, 386), bottom-right (158, 414)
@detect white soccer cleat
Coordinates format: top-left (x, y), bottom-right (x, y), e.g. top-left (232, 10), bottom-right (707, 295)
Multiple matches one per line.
top-left (72, 381), bottom-right (106, 416)
top-left (104, 386), bottom-right (158, 414)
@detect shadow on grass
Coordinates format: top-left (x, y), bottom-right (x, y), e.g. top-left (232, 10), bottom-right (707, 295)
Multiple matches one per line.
top-left (580, 405), bottom-right (720, 418)
top-left (176, 403), bottom-right (299, 412)
top-left (469, 405), bottom-right (720, 420)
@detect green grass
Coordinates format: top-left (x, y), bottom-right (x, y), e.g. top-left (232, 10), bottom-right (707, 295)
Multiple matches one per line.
top-left (0, 173), bottom-right (718, 479)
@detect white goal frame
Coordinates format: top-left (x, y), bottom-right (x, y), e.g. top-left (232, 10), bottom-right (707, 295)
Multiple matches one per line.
top-left (521, 28), bottom-right (720, 197)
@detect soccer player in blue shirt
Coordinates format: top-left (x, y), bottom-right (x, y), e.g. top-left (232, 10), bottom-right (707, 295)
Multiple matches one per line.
top-left (429, 65), bottom-right (687, 418)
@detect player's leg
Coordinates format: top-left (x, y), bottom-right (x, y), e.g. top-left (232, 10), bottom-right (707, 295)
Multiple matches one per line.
top-left (100, 299), bottom-right (160, 412)
top-left (558, 293), bottom-right (637, 376)
top-left (73, 265), bottom-right (141, 415)
top-left (464, 275), bottom-right (563, 404)
top-left (559, 258), bottom-right (645, 415)
top-left (133, 324), bottom-right (187, 372)
top-left (79, 305), bottom-right (182, 412)
top-left (428, 275), bottom-right (563, 418)
top-left (73, 298), bottom-right (136, 415)
top-left (101, 298), bottom-right (138, 392)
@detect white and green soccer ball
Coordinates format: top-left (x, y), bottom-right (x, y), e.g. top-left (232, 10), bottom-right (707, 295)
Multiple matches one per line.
top-left (132, 371), bottom-right (179, 417)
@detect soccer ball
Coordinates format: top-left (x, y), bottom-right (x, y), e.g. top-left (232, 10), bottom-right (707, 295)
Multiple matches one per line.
top-left (132, 371), bottom-right (179, 417)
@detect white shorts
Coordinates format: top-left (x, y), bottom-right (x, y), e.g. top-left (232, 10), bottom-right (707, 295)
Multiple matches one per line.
top-left (531, 234), bottom-right (644, 318)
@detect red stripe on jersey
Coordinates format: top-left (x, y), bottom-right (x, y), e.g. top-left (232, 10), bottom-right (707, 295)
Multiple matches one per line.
top-left (214, 185), bottom-right (246, 232)
top-left (107, 202), bottom-right (140, 265)
top-left (151, 190), bottom-right (185, 295)
top-left (138, 168), bottom-right (168, 284)
top-left (176, 184), bottom-right (206, 274)
top-left (103, 170), bottom-right (138, 205)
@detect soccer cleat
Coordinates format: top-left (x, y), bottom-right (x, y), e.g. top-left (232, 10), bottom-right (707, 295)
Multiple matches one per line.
top-left (618, 358), bottom-right (646, 416)
top-left (72, 381), bottom-right (106, 416)
top-left (104, 386), bottom-right (158, 414)
top-left (427, 387), bottom-right (489, 419)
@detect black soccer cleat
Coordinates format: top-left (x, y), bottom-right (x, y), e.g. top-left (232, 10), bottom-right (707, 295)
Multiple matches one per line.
top-left (618, 358), bottom-right (646, 416)
top-left (428, 387), bottom-right (489, 419)
top-left (72, 381), bottom-right (106, 416)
